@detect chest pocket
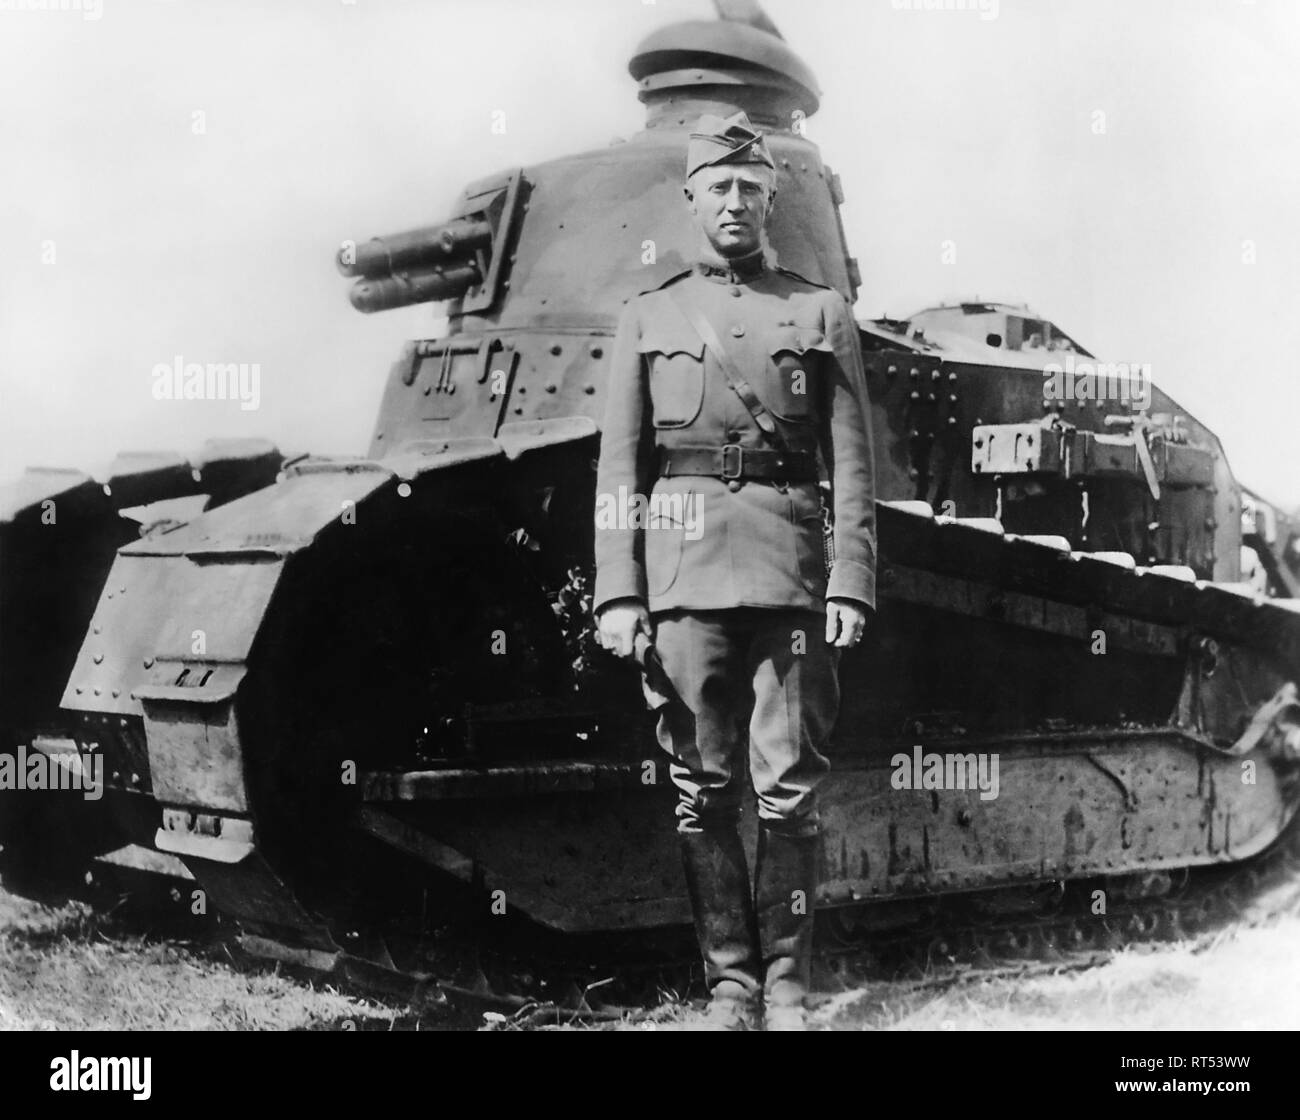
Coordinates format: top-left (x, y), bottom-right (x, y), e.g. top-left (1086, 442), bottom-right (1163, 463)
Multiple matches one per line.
top-left (639, 323), bottom-right (706, 429)
top-left (766, 326), bottom-right (832, 422)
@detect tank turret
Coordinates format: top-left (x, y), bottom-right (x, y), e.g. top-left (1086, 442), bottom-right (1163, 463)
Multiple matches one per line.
top-left (341, 5), bottom-right (859, 466)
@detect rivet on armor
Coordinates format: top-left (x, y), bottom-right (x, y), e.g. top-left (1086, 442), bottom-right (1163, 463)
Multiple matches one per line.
top-left (93, 653), bottom-right (103, 664)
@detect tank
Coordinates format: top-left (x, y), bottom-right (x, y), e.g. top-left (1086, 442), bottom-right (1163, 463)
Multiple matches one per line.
top-left (3, 2), bottom-right (1300, 984)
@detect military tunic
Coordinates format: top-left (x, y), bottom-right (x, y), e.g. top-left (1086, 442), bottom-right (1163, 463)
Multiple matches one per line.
top-left (594, 255), bottom-right (876, 614)
top-left (593, 249), bottom-right (877, 831)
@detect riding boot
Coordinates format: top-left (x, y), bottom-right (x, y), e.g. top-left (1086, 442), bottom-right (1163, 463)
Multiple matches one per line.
top-left (755, 824), bottom-right (820, 1031)
top-left (678, 827), bottom-right (762, 1030)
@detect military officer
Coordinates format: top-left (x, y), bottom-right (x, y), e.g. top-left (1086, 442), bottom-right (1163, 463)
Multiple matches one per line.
top-left (593, 112), bottom-right (876, 1030)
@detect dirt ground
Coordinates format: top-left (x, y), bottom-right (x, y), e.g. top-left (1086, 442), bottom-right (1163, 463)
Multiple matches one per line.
top-left (2, 882), bottom-right (1297, 1032)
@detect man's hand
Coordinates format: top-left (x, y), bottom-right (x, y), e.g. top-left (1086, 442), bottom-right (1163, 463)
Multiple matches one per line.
top-left (825, 598), bottom-right (869, 648)
top-left (597, 600), bottom-right (654, 659)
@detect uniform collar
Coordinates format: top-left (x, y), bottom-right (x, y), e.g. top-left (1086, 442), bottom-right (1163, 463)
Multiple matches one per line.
top-left (693, 246), bottom-right (768, 285)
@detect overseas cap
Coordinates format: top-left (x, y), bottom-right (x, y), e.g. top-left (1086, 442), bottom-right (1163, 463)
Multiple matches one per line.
top-left (686, 111), bottom-right (776, 178)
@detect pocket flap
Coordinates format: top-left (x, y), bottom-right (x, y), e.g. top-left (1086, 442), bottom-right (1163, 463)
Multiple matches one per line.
top-left (769, 327), bottom-right (832, 357)
top-left (638, 322), bottom-right (706, 359)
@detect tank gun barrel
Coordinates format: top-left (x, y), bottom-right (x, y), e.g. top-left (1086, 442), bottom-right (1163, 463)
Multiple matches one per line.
top-left (339, 216), bottom-right (491, 313)
top-left (337, 218), bottom-right (492, 280)
top-left (347, 260), bottom-right (482, 314)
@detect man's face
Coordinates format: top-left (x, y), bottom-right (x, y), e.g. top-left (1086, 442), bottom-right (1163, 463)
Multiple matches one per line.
top-left (684, 164), bottom-right (774, 258)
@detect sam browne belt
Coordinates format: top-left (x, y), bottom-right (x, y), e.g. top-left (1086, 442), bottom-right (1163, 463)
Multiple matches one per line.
top-left (658, 445), bottom-right (818, 482)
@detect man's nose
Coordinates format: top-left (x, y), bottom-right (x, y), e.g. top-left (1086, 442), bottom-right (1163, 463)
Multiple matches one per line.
top-left (723, 185), bottom-right (746, 211)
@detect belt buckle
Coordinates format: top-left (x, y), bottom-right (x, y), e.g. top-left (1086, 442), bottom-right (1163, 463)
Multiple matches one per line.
top-left (720, 444), bottom-right (743, 480)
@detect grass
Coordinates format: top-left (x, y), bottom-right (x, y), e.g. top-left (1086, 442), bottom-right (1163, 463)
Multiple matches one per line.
top-left (812, 922), bottom-right (1300, 1031)
top-left (0, 888), bottom-right (402, 1031)
top-left (3, 880), bottom-right (1298, 1031)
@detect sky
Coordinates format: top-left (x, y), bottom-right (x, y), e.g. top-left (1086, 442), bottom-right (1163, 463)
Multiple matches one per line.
top-left (1, 0), bottom-right (1298, 507)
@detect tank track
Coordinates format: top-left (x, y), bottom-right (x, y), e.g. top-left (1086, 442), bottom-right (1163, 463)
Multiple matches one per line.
top-left (9, 493), bottom-right (1300, 1026)
top-left (183, 805), bottom-right (1300, 1029)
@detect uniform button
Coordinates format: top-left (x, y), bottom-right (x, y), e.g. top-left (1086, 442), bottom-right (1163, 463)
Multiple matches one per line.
top-left (729, 286), bottom-right (742, 298)
top-left (731, 325), bottom-right (745, 338)
top-left (726, 479), bottom-right (742, 493)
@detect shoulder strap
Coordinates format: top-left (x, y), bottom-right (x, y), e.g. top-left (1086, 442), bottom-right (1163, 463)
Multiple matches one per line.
top-left (665, 282), bottom-right (789, 450)
top-left (775, 266), bottom-right (830, 290)
top-left (643, 268), bottom-right (692, 295)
